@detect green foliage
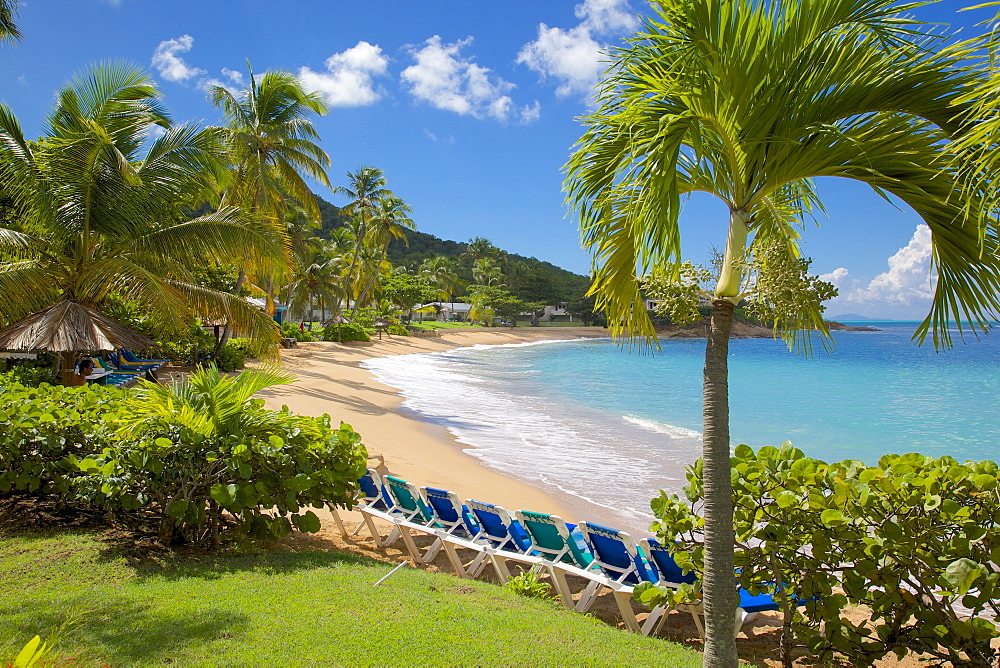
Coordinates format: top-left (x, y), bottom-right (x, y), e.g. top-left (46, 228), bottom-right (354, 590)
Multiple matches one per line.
top-left (11, 636), bottom-right (53, 668)
top-left (72, 365), bottom-right (368, 545)
top-left (502, 572), bottom-right (555, 600)
top-left (0, 366), bottom-right (55, 387)
top-left (0, 380), bottom-right (125, 496)
top-left (739, 241), bottom-right (839, 352)
top-left (386, 324), bottom-right (409, 336)
top-left (378, 271), bottom-right (437, 314)
top-left (642, 262), bottom-right (715, 326)
top-left (214, 343), bottom-right (247, 372)
top-left (323, 323), bottom-right (370, 342)
top-left (648, 444), bottom-right (1000, 666)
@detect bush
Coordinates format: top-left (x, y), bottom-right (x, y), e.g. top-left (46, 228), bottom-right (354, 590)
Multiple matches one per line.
top-left (386, 324), bottom-right (409, 336)
top-left (503, 572), bottom-right (555, 600)
top-left (0, 366), bottom-right (55, 387)
top-left (323, 323), bottom-right (370, 342)
top-left (0, 380), bottom-right (125, 496)
top-left (214, 343), bottom-right (247, 371)
top-left (644, 444), bottom-right (1000, 667)
top-left (73, 366), bottom-right (369, 545)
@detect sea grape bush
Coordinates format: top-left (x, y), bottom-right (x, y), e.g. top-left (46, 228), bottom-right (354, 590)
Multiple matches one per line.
top-left (0, 379), bottom-right (125, 496)
top-left (641, 443), bottom-right (1000, 667)
top-left (1, 367), bottom-right (368, 548)
top-left (72, 365), bottom-right (369, 544)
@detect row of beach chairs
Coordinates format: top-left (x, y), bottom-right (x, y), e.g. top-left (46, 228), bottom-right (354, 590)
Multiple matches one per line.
top-left (84, 350), bottom-right (169, 388)
top-left (336, 468), bottom-right (786, 637)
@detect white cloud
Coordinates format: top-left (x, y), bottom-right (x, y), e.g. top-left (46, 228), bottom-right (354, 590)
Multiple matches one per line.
top-left (298, 41), bottom-right (389, 107)
top-left (517, 0), bottom-right (636, 98)
top-left (221, 67), bottom-right (244, 86)
top-left (151, 35), bottom-right (206, 83)
top-left (821, 225), bottom-right (937, 317)
top-left (401, 35), bottom-right (538, 123)
top-left (16, 74), bottom-right (26, 86)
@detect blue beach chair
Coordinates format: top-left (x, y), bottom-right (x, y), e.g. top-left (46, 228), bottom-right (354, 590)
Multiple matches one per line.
top-left (119, 349), bottom-right (169, 366)
top-left (578, 522), bottom-right (687, 633)
top-left (350, 468), bottom-right (402, 548)
top-left (465, 499), bottom-right (543, 582)
top-left (421, 487), bottom-right (489, 578)
top-left (642, 537), bottom-right (787, 638)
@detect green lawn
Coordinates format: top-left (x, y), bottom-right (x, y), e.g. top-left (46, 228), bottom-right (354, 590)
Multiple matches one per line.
top-left (1, 530), bottom-right (702, 666)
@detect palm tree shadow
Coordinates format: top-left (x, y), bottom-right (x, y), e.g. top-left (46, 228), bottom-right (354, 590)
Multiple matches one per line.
top-left (2, 598), bottom-right (249, 665)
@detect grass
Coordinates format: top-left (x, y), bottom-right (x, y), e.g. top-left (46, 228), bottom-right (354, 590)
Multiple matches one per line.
top-left (1, 530), bottom-right (702, 666)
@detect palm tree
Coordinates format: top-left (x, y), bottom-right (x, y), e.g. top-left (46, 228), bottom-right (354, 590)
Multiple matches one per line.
top-left (354, 194), bottom-right (415, 308)
top-left (287, 242), bottom-right (344, 329)
top-left (334, 166), bottom-right (390, 311)
top-left (472, 257), bottom-right (504, 286)
top-left (565, 1), bottom-right (999, 663)
top-left (1, 0), bottom-right (20, 44)
top-left (209, 64), bottom-right (331, 348)
top-left (0, 63), bottom-right (285, 376)
top-left (420, 255), bottom-right (463, 317)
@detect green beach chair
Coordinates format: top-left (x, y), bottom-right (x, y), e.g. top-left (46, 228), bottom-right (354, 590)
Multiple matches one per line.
top-left (514, 510), bottom-right (605, 611)
top-left (383, 475), bottom-right (444, 564)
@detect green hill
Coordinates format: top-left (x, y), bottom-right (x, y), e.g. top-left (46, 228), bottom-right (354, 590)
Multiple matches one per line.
top-left (316, 195), bottom-right (591, 303)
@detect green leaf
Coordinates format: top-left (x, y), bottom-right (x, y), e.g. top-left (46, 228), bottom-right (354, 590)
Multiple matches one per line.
top-left (820, 509), bottom-right (846, 527)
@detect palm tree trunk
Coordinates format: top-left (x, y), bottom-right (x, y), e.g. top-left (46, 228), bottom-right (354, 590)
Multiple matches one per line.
top-left (702, 298), bottom-right (738, 667)
top-left (216, 268), bottom-right (246, 354)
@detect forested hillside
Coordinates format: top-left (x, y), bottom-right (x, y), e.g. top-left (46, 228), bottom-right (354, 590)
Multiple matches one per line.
top-left (316, 195), bottom-right (590, 303)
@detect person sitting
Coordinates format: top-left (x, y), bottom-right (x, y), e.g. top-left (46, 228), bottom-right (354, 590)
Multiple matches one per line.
top-left (68, 358), bottom-right (94, 386)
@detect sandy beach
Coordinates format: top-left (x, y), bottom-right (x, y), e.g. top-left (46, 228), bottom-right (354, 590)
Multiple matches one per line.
top-left (256, 326), bottom-right (612, 528)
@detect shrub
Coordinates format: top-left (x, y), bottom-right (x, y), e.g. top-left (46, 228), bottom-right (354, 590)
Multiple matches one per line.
top-left (0, 380), bottom-right (125, 496)
top-left (643, 444), bottom-right (1000, 667)
top-left (323, 323), bottom-right (370, 343)
top-left (503, 572), bottom-right (554, 600)
top-left (214, 343), bottom-right (247, 371)
top-left (0, 366), bottom-right (55, 387)
top-left (73, 366), bottom-right (368, 545)
top-left (387, 324), bottom-right (410, 336)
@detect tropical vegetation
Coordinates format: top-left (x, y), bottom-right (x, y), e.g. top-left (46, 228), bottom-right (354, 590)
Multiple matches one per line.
top-left (644, 445), bottom-right (1000, 667)
top-left (0, 367), bottom-right (367, 546)
top-left (565, 0), bottom-right (1000, 662)
top-left (0, 64), bottom-right (286, 372)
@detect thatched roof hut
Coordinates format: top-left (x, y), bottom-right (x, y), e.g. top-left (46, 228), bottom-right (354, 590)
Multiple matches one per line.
top-left (0, 301), bottom-right (153, 352)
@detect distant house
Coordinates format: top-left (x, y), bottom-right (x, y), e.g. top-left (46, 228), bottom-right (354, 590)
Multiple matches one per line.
top-left (420, 302), bottom-right (473, 321)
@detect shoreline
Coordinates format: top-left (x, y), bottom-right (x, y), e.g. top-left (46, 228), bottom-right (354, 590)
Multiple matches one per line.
top-left (257, 327), bottom-right (614, 529)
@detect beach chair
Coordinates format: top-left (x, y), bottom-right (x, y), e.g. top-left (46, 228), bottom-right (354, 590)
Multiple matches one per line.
top-left (119, 349), bottom-right (169, 367)
top-left (641, 538), bottom-right (785, 638)
top-left (578, 522), bottom-right (700, 633)
top-left (465, 499), bottom-right (543, 582)
top-left (109, 352), bottom-right (161, 373)
top-left (421, 487), bottom-right (489, 578)
top-left (383, 475), bottom-right (444, 564)
top-left (91, 357), bottom-right (143, 388)
top-left (514, 510), bottom-right (604, 611)
top-left (349, 468), bottom-right (402, 548)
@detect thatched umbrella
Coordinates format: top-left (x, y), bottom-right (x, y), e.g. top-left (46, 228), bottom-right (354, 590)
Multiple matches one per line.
top-left (373, 318), bottom-right (393, 340)
top-left (0, 301), bottom-right (153, 383)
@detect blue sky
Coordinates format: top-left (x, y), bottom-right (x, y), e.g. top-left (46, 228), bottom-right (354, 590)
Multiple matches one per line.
top-left (0, 0), bottom-right (988, 319)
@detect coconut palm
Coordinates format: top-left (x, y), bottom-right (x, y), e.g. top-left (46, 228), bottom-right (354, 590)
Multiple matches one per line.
top-left (420, 255), bottom-right (463, 316)
top-left (472, 257), bottom-right (504, 286)
top-left (209, 65), bottom-right (330, 347)
top-left (1, 0), bottom-right (20, 43)
top-left (354, 194), bottom-right (415, 308)
top-left (287, 242), bottom-right (345, 329)
top-left (334, 166), bottom-right (390, 311)
top-left (0, 63), bottom-right (285, 373)
top-left (565, 1), bottom-right (999, 663)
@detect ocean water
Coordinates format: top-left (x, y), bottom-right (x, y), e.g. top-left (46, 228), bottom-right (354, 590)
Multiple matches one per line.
top-left (362, 323), bottom-right (1000, 533)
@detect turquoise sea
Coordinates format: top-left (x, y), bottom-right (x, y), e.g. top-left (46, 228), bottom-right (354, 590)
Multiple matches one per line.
top-left (363, 323), bottom-right (1000, 533)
